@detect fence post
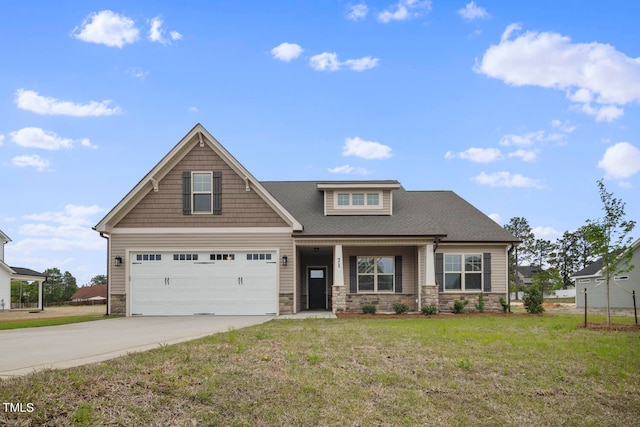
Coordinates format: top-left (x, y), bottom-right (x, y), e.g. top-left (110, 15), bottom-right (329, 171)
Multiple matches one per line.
top-left (633, 290), bottom-right (637, 325)
top-left (584, 288), bottom-right (588, 328)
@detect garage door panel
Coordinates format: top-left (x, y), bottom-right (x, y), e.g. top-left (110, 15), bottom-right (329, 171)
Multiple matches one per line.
top-left (130, 251), bottom-right (278, 316)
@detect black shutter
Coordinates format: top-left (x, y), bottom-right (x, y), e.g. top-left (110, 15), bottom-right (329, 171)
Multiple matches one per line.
top-left (182, 172), bottom-right (191, 215)
top-left (213, 171), bottom-right (222, 215)
top-left (349, 256), bottom-right (357, 294)
top-left (435, 253), bottom-right (444, 292)
top-left (483, 252), bottom-right (492, 292)
top-left (395, 256), bottom-right (403, 293)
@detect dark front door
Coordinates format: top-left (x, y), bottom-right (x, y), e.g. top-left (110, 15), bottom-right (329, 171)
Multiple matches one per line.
top-left (308, 268), bottom-right (327, 310)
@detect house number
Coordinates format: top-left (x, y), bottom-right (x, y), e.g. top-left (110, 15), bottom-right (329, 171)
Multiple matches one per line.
top-left (337, 258), bottom-right (341, 268)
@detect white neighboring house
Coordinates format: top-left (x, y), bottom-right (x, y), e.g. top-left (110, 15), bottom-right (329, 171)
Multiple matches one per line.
top-left (0, 230), bottom-right (12, 310)
top-left (572, 237), bottom-right (640, 309)
top-left (0, 229), bottom-right (47, 311)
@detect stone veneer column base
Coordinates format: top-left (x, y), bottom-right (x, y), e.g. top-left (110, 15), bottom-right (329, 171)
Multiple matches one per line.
top-left (279, 293), bottom-right (294, 314)
top-left (332, 286), bottom-right (346, 313)
top-left (421, 285), bottom-right (439, 309)
top-left (110, 294), bottom-right (126, 315)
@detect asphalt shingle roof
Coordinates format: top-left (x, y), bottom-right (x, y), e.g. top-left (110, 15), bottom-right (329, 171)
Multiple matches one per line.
top-left (262, 181), bottom-right (518, 242)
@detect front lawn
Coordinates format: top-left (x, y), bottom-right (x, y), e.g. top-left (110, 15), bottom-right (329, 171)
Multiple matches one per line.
top-left (1, 314), bottom-right (638, 426)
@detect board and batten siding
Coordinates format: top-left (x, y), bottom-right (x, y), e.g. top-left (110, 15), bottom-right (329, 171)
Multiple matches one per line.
top-left (576, 246), bottom-right (640, 309)
top-left (109, 231), bottom-right (295, 297)
top-left (342, 246), bottom-right (417, 294)
top-left (324, 189), bottom-right (392, 216)
top-left (115, 143), bottom-right (288, 228)
top-left (436, 244), bottom-right (509, 293)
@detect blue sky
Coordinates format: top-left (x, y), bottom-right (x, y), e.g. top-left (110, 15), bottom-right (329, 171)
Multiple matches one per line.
top-left (1, 1), bottom-right (639, 285)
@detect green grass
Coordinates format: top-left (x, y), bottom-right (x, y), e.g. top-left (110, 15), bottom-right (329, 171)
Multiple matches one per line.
top-left (1, 314), bottom-right (638, 426)
top-left (0, 314), bottom-right (115, 330)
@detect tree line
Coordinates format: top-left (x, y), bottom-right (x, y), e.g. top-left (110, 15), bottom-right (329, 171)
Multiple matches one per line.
top-left (505, 179), bottom-right (635, 325)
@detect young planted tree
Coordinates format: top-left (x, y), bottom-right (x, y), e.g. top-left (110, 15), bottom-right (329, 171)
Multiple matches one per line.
top-left (504, 217), bottom-right (535, 300)
top-left (584, 179), bottom-right (636, 326)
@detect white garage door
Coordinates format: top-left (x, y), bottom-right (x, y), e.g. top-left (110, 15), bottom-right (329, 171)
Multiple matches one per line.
top-left (130, 251), bottom-right (278, 316)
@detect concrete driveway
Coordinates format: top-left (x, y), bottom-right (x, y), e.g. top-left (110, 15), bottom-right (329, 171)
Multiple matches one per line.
top-left (0, 315), bottom-right (271, 377)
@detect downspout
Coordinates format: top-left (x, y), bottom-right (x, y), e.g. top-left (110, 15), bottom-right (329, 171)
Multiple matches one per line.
top-left (99, 232), bottom-right (110, 316)
top-left (507, 243), bottom-right (515, 313)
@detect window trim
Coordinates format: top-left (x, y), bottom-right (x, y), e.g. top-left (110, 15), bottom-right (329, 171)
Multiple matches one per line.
top-left (334, 191), bottom-right (383, 209)
top-left (356, 256), bottom-right (395, 293)
top-left (443, 253), bottom-right (483, 292)
top-left (192, 171), bottom-right (213, 214)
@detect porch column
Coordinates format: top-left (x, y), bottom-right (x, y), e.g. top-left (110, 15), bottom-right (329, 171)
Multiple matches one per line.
top-left (425, 243), bottom-right (436, 286)
top-left (422, 243), bottom-right (439, 308)
top-left (37, 279), bottom-right (44, 311)
top-left (333, 244), bottom-right (344, 286)
top-left (332, 244), bottom-right (346, 313)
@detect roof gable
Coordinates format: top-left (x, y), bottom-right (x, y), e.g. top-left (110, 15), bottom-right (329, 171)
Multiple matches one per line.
top-left (94, 124), bottom-right (302, 232)
top-left (572, 237), bottom-right (640, 278)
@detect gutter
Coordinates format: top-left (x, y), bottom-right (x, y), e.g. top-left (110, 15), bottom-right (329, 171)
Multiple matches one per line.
top-left (98, 231), bottom-right (110, 316)
top-left (507, 243), bottom-right (515, 313)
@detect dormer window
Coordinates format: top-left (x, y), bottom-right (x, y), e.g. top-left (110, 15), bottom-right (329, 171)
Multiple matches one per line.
top-left (336, 192), bottom-right (380, 208)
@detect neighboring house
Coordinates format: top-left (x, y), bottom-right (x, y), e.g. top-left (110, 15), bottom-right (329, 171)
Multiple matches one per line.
top-left (93, 124), bottom-right (518, 316)
top-left (72, 284), bottom-right (107, 303)
top-left (572, 237), bottom-right (639, 309)
top-left (516, 265), bottom-right (542, 288)
top-left (0, 229), bottom-right (47, 311)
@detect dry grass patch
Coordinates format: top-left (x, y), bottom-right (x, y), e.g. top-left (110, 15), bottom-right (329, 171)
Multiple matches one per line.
top-left (1, 314), bottom-right (638, 426)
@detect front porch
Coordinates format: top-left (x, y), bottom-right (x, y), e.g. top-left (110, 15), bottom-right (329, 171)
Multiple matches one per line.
top-left (295, 240), bottom-right (439, 314)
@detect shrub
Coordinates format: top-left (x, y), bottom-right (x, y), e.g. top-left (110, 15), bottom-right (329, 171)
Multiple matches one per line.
top-left (523, 285), bottom-right (545, 314)
top-left (362, 304), bottom-right (376, 314)
top-left (421, 305), bottom-right (437, 315)
top-left (453, 300), bottom-right (469, 314)
top-left (392, 303), bottom-right (409, 314)
top-left (499, 297), bottom-right (509, 313)
top-left (474, 292), bottom-right (485, 312)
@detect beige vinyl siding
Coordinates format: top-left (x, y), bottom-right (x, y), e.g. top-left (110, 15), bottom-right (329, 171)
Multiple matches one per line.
top-left (115, 143), bottom-right (288, 228)
top-left (343, 246), bottom-right (417, 294)
top-left (436, 244), bottom-right (509, 293)
top-left (324, 189), bottom-right (392, 216)
top-left (109, 231), bottom-right (294, 297)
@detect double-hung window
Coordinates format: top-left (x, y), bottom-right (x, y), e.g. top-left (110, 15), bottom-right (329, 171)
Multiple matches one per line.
top-left (192, 172), bottom-right (212, 213)
top-left (357, 256), bottom-right (394, 292)
top-left (444, 254), bottom-right (482, 291)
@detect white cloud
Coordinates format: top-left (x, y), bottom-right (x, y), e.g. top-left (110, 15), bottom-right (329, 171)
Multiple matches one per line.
top-left (597, 142), bottom-right (640, 179)
top-left (378, 0), bottom-right (432, 23)
top-left (309, 52), bottom-right (342, 71)
top-left (71, 10), bottom-right (139, 48)
top-left (12, 154), bottom-right (50, 171)
top-left (271, 42), bottom-right (303, 62)
top-left (446, 147), bottom-right (503, 163)
top-left (126, 67), bottom-right (149, 79)
top-left (14, 205), bottom-right (105, 257)
top-left (532, 226), bottom-right (562, 241)
top-left (475, 24), bottom-right (640, 121)
top-left (458, 2), bottom-right (490, 21)
top-left (508, 149), bottom-right (537, 162)
top-left (488, 213), bottom-right (501, 224)
top-left (343, 137), bottom-right (392, 159)
top-left (148, 16), bottom-right (181, 45)
top-left (189, 106), bottom-right (199, 113)
top-left (344, 56), bottom-right (380, 71)
top-left (10, 127), bottom-right (73, 150)
top-left (0, 134), bottom-right (4, 146)
top-left (551, 119), bottom-right (576, 133)
top-left (618, 181), bottom-right (632, 189)
top-left (80, 138), bottom-right (98, 149)
top-left (347, 3), bottom-right (369, 21)
top-left (473, 171), bottom-right (543, 188)
top-left (309, 52), bottom-right (379, 72)
top-left (499, 131), bottom-right (545, 147)
top-left (15, 89), bottom-right (122, 117)
top-left (328, 165), bottom-right (371, 175)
